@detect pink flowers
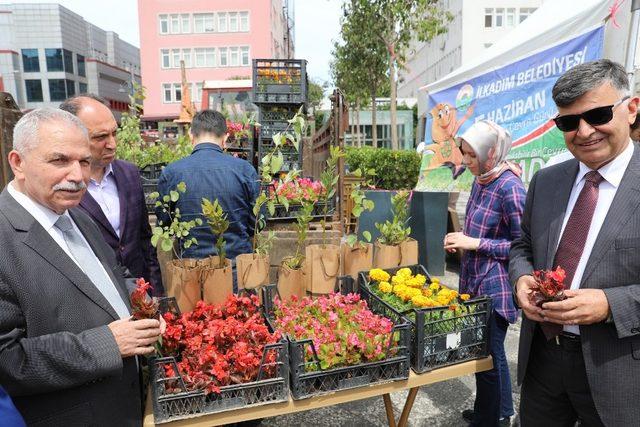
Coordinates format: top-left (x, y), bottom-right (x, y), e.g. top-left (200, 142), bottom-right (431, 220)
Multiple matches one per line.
top-left (271, 177), bottom-right (326, 204)
top-left (273, 293), bottom-right (397, 370)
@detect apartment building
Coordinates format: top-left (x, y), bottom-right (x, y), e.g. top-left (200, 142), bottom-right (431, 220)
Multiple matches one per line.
top-left (138, 0), bottom-right (294, 122)
top-left (0, 3), bottom-right (140, 114)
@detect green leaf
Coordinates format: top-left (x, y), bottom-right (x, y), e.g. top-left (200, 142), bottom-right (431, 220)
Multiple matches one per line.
top-left (267, 201), bottom-right (276, 216)
top-left (160, 238), bottom-right (173, 252)
top-left (162, 195), bottom-right (170, 203)
top-left (271, 151), bottom-right (284, 173)
top-left (272, 133), bottom-right (283, 147)
top-left (150, 234), bottom-right (160, 247)
top-left (169, 191), bottom-right (179, 202)
top-left (281, 197), bottom-right (290, 211)
top-left (346, 234), bottom-right (358, 247)
top-left (149, 191), bottom-right (159, 200)
top-left (362, 230), bottom-right (372, 242)
top-left (176, 182), bottom-right (187, 192)
top-left (352, 205), bottom-right (363, 218)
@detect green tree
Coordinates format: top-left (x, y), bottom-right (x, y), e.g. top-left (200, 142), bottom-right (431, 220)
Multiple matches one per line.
top-left (361, 0), bottom-right (451, 150)
top-left (307, 78), bottom-right (325, 113)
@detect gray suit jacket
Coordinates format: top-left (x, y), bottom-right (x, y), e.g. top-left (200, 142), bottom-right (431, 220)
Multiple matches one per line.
top-left (0, 189), bottom-right (141, 426)
top-left (509, 148), bottom-right (640, 427)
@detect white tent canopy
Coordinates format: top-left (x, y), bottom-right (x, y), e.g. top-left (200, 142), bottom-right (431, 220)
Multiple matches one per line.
top-left (420, 0), bottom-right (631, 95)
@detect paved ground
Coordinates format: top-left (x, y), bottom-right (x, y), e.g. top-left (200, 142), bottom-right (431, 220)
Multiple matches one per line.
top-left (261, 261), bottom-right (523, 427)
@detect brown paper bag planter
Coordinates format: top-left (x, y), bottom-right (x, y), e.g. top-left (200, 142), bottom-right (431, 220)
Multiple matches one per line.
top-left (277, 259), bottom-right (306, 300)
top-left (200, 256), bottom-right (233, 306)
top-left (373, 238), bottom-right (419, 269)
top-left (305, 244), bottom-right (341, 295)
top-left (341, 242), bottom-right (373, 285)
top-left (235, 253), bottom-right (270, 291)
top-left (166, 259), bottom-right (201, 313)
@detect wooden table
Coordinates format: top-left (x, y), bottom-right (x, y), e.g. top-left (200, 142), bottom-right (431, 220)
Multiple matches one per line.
top-left (144, 357), bottom-right (492, 427)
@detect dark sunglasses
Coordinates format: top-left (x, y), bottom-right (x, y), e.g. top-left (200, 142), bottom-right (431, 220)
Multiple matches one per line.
top-left (553, 96), bottom-right (629, 132)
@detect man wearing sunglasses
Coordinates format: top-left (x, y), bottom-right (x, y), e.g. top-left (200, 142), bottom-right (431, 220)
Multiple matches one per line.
top-left (510, 59), bottom-right (640, 427)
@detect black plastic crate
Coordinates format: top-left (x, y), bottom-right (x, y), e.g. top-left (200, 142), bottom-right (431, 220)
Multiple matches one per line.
top-left (358, 265), bottom-right (492, 374)
top-left (261, 284), bottom-right (411, 400)
top-left (265, 200), bottom-right (335, 222)
top-left (149, 298), bottom-right (289, 424)
top-left (140, 163), bottom-right (166, 180)
top-left (142, 177), bottom-right (158, 214)
top-left (258, 106), bottom-right (298, 139)
top-left (253, 59), bottom-right (308, 105)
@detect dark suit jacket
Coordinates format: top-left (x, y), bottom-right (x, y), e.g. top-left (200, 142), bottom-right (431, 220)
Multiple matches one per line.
top-left (0, 189), bottom-right (141, 426)
top-left (509, 147), bottom-right (640, 427)
top-left (79, 159), bottom-right (163, 296)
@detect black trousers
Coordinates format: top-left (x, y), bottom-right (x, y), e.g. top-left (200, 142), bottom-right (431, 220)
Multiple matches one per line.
top-left (520, 327), bottom-right (605, 427)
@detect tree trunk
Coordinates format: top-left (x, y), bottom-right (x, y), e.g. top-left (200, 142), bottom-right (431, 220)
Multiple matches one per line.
top-left (389, 53), bottom-right (399, 151)
top-left (349, 105), bottom-right (355, 147)
top-left (371, 88), bottom-right (378, 148)
top-left (356, 99), bottom-right (362, 147)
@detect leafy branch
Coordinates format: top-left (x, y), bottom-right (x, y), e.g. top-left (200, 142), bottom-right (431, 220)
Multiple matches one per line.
top-left (201, 198), bottom-right (230, 268)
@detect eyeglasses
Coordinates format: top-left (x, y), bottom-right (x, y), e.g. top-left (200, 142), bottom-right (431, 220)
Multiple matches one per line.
top-left (553, 96), bottom-right (630, 132)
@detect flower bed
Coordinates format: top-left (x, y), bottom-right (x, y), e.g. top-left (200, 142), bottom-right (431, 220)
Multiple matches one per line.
top-left (262, 284), bottom-right (410, 399)
top-left (359, 265), bottom-right (491, 373)
top-left (149, 295), bottom-right (289, 423)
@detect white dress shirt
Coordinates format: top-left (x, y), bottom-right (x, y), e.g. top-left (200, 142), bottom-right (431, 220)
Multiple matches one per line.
top-left (557, 141), bottom-right (634, 334)
top-left (7, 182), bottom-right (129, 317)
top-left (87, 163), bottom-right (121, 237)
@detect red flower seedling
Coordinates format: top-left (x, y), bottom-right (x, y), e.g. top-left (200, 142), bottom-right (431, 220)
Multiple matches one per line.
top-left (531, 267), bottom-right (567, 307)
top-left (130, 277), bottom-right (158, 320)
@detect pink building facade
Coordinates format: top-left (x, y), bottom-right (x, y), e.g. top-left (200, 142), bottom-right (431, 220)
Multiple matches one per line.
top-left (138, 0), bottom-right (293, 121)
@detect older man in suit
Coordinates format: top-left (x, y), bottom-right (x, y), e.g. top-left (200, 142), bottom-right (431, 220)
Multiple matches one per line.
top-left (0, 108), bottom-right (162, 425)
top-left (60, 94), bottom-right (163, 295)
top-left (510, 59), bottom-right (640, 426)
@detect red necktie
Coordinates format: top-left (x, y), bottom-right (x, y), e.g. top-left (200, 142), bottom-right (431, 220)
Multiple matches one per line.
top-left (541, 170), bottom-right (604, 339)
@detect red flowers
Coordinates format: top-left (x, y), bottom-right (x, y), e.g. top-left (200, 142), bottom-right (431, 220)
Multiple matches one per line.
top-left (130, 278), bottom-right (158, 320)
top-left (531, 267), bottom-right (567, 306)
top-left (161, 294), bottom-right (281, 395)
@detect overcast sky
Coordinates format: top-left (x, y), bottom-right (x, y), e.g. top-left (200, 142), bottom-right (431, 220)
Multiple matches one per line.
top-left (3, 0), bottom-right (343, 85)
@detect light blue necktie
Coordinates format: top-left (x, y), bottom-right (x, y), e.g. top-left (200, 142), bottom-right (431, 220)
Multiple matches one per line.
top-left (54, 215), bottom-right (130, 319)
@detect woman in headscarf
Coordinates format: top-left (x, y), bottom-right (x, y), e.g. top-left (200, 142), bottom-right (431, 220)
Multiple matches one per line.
top-left (444, 120), bottom-right (526, 427)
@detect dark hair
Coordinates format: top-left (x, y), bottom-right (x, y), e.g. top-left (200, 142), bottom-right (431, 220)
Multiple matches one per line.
top-left (59, 93), bottom-right (110, 116)
top-left (190, 109), bottom-right (227, 138)
top-left (632, 113), bottom-right (640, 131)
top-left (552, 59), bottom-right (629, 107)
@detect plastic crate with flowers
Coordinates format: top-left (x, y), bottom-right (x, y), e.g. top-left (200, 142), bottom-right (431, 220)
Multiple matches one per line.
top-left (264, 176), bottom-right (335, 221)
top-left (358, 265), bottom-right (491, 373)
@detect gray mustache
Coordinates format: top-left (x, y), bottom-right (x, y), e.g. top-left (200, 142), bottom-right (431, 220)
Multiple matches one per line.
top-left (53, 181), bottom-right (87, 191)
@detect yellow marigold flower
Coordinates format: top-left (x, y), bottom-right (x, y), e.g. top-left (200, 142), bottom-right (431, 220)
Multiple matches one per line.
top-left (411, 295), bottom-right (430, 308)
top-left (378, 282), bottom-right (392, 293)
top-left (432, 277), bottom-right (440, 284)
top-left (414, 274), bottom-right (427, 286)
top-left (369, 268), bottom-right (390, 283)
top-left (391, 275), bottom-right (405, 286)
top-left (460, 294), bottom-right (471, 301)
top-left (449, 290), bottom-right (459, 298)
top-left (396, 268), bottom-right (412, 279)
top-left (429, 283), bottom-right (440, 291)
top-left (422, 289), bottom-right (433, 297)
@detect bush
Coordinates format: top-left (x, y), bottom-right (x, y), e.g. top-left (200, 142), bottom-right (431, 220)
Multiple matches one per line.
top-left (345, 147), bottom-right (420, 190)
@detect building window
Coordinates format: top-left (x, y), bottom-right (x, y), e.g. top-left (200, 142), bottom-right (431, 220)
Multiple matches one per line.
top-left (229, 47), bottom-right (239, 66)
top-left (495, 8), bottom-right (504, 27)
top-left (194, 13), bottom-right (214, 33)
top-left (48, 79), bottom-right (67, 101)
top-left (218, 12), bottom-right (227, 32)
top-left (65, 79), bottom-right (75, 96)
top-left (506, 8), bottom-right (516, 26)
top-left (193, 82), bottom-right (203, 103)
top-left (219, 47), bottom-right (228, 66)
top-left (159, 14), bottom-right (168, 34)
top-left (163, 83), bottom-right (172, 103)
top-left (25, 79), bottom-right (43, 102)
top-left (241, 47), bottom-right (250, 66)
top-left (484, 8), bottom-right (492, 27)
top-left (173, 83), bottom-right (182, 102)
top-left (240, 12), bottom-right (249, 31)
top-left (77, 54), bottom-right (86, 77)
top-left (161, 49), bottom-right (170, 68)
top-left (45, 48), bottom-right (63, 72)
top-left (63, 49), bottom-right (74, 74)
top-left (79, 82), bottom-right (87, 93)
top-left (519, 8), bottom-right (537, 23)
top-left (182, 49), bottom-right (192, 68)
top-left (194, 48), bottom-right (215, 67)
top-left (181, 14), bottom-right (190, 33)
top-left (170, 14), bottom-right (180, 34)
top-left (228, 12), bottom-right (238, 32)
top-left (172, 49), bottom-right (181, 68)
top-left (22, 49), bottom-right (40, 72)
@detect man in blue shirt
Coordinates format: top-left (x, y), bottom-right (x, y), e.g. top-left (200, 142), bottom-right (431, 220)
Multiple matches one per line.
top-left (157, 110), bottom-right (259, 283)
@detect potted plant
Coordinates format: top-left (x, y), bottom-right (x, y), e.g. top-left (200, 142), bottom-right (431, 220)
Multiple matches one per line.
top-left (200, 198), bottom-right (233, 305)
top-left (151, 182), bottom-right (203, 312)
top-left (373, 190), bottom-right (419, 269)
top-left (236, 192), bottom-right (276, 293)
top-left (278, 199), bottom-right (313, 300)
top-left (305, 146), bottom-right (343, 295)
top-left (341, 167), bottom-right (376, 281)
